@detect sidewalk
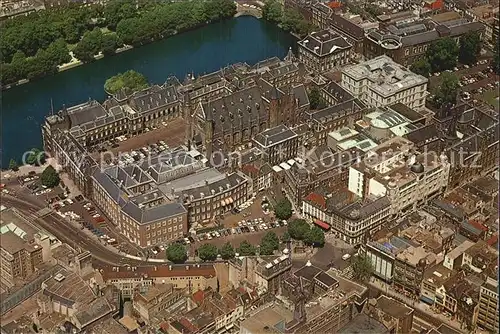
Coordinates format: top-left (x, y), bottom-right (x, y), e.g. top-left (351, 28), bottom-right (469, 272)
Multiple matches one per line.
top-left (1, 158), bottom-right (59, 180)
top-left (369, 278), bottom-right (464, 332)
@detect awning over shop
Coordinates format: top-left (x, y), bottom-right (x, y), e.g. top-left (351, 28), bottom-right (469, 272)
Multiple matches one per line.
top-left (420, 295), bottom-right (434, 305)
top-left (227, 197), bottom-right (234, 204)
top-left (221, 200), bottom-right (226, 206)
top-left (314, 220), bottom-right (330, 230)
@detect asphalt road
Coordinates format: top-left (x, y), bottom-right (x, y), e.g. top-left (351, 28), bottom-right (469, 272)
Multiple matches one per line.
top-left (1, 194), bottom-right (149, 267)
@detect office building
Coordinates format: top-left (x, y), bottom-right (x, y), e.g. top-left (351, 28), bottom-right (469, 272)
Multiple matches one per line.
top-left (342, 56), bottom-right (428, 110)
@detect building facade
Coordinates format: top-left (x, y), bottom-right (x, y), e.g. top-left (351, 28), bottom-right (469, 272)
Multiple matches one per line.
top-left (298, 29), bottom-right (353, 73)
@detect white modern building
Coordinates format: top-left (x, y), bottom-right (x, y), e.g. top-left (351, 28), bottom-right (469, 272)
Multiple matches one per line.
top-left (348, 137), bottom-right (450, 216)
top-left (341, 55), bottom-right (428, 110)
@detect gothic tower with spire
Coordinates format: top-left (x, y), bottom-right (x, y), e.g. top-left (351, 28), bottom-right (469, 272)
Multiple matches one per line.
top-left (183, 92), bottom-right (193, 150)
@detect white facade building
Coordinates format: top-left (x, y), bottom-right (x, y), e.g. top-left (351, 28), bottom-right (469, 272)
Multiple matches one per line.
top-left (341, 55), bottom-right (428, 110)
top-left (347, 137), bottom-right (450, 215)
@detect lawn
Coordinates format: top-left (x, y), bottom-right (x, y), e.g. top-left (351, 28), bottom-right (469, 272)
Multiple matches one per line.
top-left (480, 89), bottom-right (499, 111)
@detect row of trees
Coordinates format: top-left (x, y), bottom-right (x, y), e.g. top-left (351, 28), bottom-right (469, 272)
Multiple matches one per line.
top-left (1, 39), bottom-right (71, 85)
top-left (166, 218), bottom-right (326, 263)
top-left (115, 0), bottom-right (236, 46)
top-left (0, 0), bottom-right (236, 85)
top-left (1, 4), bottom-right (99, 63)
top-left (262, 0), bottom-right (315, 37)
top-left (410, 32), bottom-right (482, 78)
top-left (73, 28), bottom-right (123, 63)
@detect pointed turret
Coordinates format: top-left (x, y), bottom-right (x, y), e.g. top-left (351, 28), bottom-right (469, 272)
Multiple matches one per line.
top-left (284, 47), bottom-right (295, 62)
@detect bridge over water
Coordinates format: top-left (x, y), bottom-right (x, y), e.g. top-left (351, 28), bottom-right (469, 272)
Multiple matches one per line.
top-left (234, 2), bottom-right (262, 18)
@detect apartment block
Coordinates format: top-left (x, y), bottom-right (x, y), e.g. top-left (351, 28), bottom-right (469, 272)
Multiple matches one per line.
top-left (0, 232), bottom-right (43, 288)
top-left (477, 276), bottom-right (499, 332)
top-left (348, 136), bottom-right (450, 217)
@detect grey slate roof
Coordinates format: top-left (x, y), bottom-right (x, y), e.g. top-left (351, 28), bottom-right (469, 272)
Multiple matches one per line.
top-left (299, 29), bottom-right (352, 57)
top-left (129, 85), bottom-right (178, 113)
top-left (253, 124), bottom-right (298, 148)
top-left (67, 100), bottom-right (107, 127)
top-left (200, 85), bottom-right (266, 135)
top-left (179, 172), bottom-right (247, 201)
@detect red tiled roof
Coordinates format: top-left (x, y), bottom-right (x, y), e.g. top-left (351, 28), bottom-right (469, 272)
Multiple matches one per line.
top-left (469, 220), bottom-right (488, 232)
top-left (328, 1), bottom-right (341, 8)
top-left (304, 192), bottom-right (326, 209)
top-left (241, 164), bottom-right (260, 176)
top-left (192, 290), bottom-right (205, 304)
top-left (180, 317), bottom-right (199, 331)
top-left (160, 322), bottom-right (169, 332)
top-left (100, 264), bottom-right (216, 281)
top-left (487, 234), bottom-right (498, 246)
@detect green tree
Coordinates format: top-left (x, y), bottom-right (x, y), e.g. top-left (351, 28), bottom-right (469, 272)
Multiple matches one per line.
top-left (237, 240), bottom-right (256, 256)
top-left (351, 254), bottom-right (374, 282)
top-left (166, 243), bottom-right (188, 263)
top-left (287, 219), bottom-right (310, 240)
top-left (274, 198), bottom-right (292, 220)
top-left (8, 159), bottom-right (19, 171)
top-left (40, 165), bottom-right (60, 188)
top-left (259, 241), bottom-right (275, 255)
top-left (281, 231), bottom-right (291, 243)
top-left (9, 51), bottom-right (29, 80)
top-left (262, 0), bottom-right (282, 24)
top-left (101, 34), bottom-right (122, 56)
top-left (45, 38), bottom-right (71, 65)
top-left (308, 86), bottom-right (322, 110)
top-left (459, 31), bottom-right (481, 65)
top-left (426, 37), bottom-right (458, 73)
top-left (25, 148), bottom-right (45, 166)
top-left (220, 242), bottom-right (235, 260)
top-left (104, 70), bottom-right (148, 94)
top-left (260, 231), bottom-right (280, 255)
top-left (304, 226), bottom-right (325, 247)
top-left (198, 243), bottom-right (218, 261)
top-left (410, 58), bottom-right (431, 77)
top-left (73, 28), bottom-right (103, 63)
top-left (433, 72), bottom-right (459, 108)
top-left (104, 0), bottom-right (137, 30)
top-left (281, 9), bottom-right (303, 32)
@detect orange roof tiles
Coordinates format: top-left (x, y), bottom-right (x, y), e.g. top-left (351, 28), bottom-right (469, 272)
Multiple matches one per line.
top-left (304, 192), bottom-right (326, 209)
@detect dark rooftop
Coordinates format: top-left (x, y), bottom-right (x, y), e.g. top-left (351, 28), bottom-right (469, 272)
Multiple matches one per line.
top-left (293, 264), bottom-right (322, 281)
top-left (339, 313), bottom-right (389, 334)
top-left (375, 295), bottom-right (413, 319)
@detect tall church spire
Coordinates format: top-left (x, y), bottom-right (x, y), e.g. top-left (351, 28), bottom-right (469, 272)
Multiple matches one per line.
top-left (284, 47), bottom-right (295, 63)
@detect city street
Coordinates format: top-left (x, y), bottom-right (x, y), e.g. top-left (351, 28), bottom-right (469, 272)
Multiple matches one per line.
top-left (1, 194), bottom-right (153, 267)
